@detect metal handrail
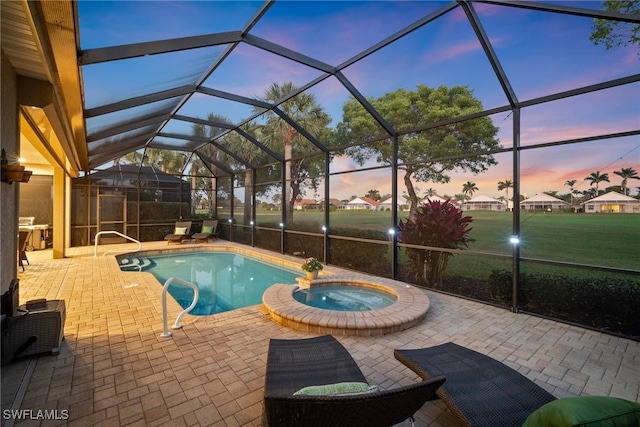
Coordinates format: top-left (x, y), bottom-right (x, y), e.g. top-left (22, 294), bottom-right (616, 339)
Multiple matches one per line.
top-left (161, 277), bottom-right (199, 338)
top-left (94, 231), bottom-right (142, 257)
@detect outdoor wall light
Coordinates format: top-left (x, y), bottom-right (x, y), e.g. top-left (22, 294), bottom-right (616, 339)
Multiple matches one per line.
top-left (321, 225), bottom-right (327, 232)
top-left (279, 222), bottom-right (284, 228)
top-left (250, 221), bottom-right (254, 226)
top-left (1, 149), bottom-right (32, 184)
top-left (510, 236), bottom-right (520, 245)
top-left (387, 228), bottom-right (396, 236)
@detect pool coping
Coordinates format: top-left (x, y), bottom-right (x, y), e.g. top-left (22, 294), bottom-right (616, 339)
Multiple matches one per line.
top-left (263, 275), bottom-right (431, 336)
top-left (116, 244), bottom-right (431, 335)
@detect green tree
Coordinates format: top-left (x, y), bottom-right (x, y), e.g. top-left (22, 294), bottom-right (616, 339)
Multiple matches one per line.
top-left (256, 82), bottom-right (332, 224)
top-left (365, 189), bottom-right (381, 201)
top-left (584, 171), bottom-right (610, 196)
top-left (462, 181), bottom-right (479, 198)
top-left (192, 113), bottom-right (235, 217)
top-left (497, 179), bottom-right (513, 205)
top-left (590, 1), bottom-right (640, 57)
top-left (337, 85), bottom-right (500, 220)
top-left (613, 167), bottom-right (639, 196)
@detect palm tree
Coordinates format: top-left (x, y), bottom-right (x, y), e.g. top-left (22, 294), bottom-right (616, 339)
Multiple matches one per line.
top-left (613, 167), bottom-right (639, 196)
top-left (497, 180), bottom-right (513, 208)
top-left (584, 171), bottom-right (610, 197)
top-left (424, 187), bottom-right (437, 198)
top-left (564, 179), bottom-right (579, 210)
top-left (365, 189), bottom-right (381, 201)
top-left (255, 82), bottom-right (331, 224)
top-left (462, 181), bottom-right (478, 198)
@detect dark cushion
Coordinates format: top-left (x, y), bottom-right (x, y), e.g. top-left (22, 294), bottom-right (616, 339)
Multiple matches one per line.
top-left (522, 396), bottom-right (640, 427)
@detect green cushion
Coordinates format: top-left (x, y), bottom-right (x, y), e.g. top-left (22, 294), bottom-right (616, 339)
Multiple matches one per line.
top-left (174, 226), bottom-right (187, 235)
top-left (522, 396), bottom-right (640, 427)
top-left (293, 382), bottom-right (379, 396)
top-left (201, 225), bottom-right (214, 234)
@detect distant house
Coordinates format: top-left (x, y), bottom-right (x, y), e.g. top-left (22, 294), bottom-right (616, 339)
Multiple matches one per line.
top-left (319, 198), bottom-right (345, 210)
top-left (345, 197), bottom-right (380, 210)
top-left (460, 195), bottom-right (506, 211)
top-left (581, 191), bottom-right (640, 213)
top-left (520, 194), bottom-right (570, 212)
top-left (376, 198), bottom-right (395, 211)
top-left (294, 199), bottom-right (319, 210)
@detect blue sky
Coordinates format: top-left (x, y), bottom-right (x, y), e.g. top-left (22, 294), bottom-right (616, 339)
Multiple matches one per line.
top-left (78, 1), bottom-right (639, 200)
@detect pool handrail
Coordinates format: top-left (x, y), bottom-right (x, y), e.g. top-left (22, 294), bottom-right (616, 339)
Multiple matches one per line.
top-left (94, 231), bottom-right (142, 257)
top-left (161, 276), bottom-right (199, 338)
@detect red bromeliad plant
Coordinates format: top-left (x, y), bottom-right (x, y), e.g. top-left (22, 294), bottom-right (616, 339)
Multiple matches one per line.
top-left (398, 199), bottom-right (474, 287)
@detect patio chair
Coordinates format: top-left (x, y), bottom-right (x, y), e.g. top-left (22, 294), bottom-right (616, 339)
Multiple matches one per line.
top-left (192, 220), bottom-right (218, 243)
top-left (18, 230), bottom-right (31, 271)
top-left (394, 342), bottom-right (557, 427)
top-left (263, 335), bottom-right (445, 427)
top-left (164, 221), bottom-right (192, 244)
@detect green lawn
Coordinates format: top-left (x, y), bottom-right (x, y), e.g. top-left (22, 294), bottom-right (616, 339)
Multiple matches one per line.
top-left (244, 209), bottom-right (639, 271)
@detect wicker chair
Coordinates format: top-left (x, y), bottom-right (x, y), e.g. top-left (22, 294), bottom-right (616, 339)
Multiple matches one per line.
top-left (394, 342), bottom-right (557, 427)
top-left (263, 335), bottom-right (445, 427)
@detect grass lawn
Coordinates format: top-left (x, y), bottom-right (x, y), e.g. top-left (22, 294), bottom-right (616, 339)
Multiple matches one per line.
top-left (246, 209), bottom-right (639, 271)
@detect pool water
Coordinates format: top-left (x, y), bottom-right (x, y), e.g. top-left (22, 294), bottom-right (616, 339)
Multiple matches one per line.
top-left (119, 252), bottom-right (298, 315)
top-left (294, 285), bottom-right (397, 311)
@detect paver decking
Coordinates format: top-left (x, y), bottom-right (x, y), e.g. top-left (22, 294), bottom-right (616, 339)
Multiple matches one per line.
top-left (2, 241), bottom-right (639, 427)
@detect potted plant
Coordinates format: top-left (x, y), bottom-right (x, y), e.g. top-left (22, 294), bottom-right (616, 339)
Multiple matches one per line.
top-left (301, 257), bottom-right (323, 280)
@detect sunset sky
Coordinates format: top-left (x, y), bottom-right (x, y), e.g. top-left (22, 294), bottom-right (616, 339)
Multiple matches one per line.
top-left (78, 1), bottom-right (639, 200)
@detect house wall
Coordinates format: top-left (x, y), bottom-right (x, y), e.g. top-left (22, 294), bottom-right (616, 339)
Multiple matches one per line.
top-left (1, 52), bottom-right (20, 293)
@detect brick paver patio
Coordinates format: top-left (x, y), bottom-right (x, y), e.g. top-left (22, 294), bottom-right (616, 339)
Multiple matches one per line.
top-left (2, 241), bottom-right (639, 426)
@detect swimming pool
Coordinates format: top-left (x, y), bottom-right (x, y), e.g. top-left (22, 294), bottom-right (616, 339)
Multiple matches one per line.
top-left (119, 251), bottom-right (299, 315)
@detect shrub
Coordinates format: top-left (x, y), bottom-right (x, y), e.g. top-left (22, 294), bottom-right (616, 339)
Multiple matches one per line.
top-left (487, 268), bottom-right (640, 338)
top-left (398, 200), bottom-right (474, 287)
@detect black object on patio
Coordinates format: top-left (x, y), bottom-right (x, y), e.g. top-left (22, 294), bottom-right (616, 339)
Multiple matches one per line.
top-left (394, 342), bottom-right (557, 427)
top-left (263, 335), bottom-right (445, 427)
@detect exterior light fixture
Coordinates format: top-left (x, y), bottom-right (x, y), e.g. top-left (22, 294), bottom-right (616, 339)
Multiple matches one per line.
top-left (1, 149), bottom-right (32, 184)
top-left (321, 225), bottom-right (327, 232)
top-left (279, 222), bottom-right (284, 228)
top-left (388, 228), bottom-right (396, 236)
top-left (509, 236), bottom-right (520, 245)
top-left (228, 218), bottom-right (232, 223)
top-left (250, 220), bottom-right (254, 226)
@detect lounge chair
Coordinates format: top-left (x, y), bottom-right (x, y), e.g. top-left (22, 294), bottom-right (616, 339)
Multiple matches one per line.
top-left (263, 335), bottom-right (445, 427)
top-left (164, 221), bottom-right (192, 244)
top-left (192, 220), bottom-right (218, 243)
top-left (394, 342), bottom-right (557, 427)
top-left (18, 230), bottom-right (31, 271)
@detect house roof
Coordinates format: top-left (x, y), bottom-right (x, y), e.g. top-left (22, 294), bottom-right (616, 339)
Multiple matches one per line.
top-left (347, 197), bottom-right (380, 206)
top-left (521, 193), bottom-right (569, 204)
top-left (581, 191), bottom-right (640, 204)
top-left (89, 164), bottom-right (185, 184)
top-left (294, 199), bottom-right (318, 205)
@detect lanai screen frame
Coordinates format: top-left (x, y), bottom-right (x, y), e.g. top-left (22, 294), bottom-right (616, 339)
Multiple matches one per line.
top-left (74, 0), bottom-right (640, 338)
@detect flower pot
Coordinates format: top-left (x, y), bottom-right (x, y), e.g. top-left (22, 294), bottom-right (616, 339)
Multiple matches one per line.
top-left (305, 270), bottom-right (318, 280)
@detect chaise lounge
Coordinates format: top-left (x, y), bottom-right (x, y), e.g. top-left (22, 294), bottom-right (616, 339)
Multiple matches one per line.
top-left (192, 219), bottom-right (218, 243)
top-left (164, 221), bottom-right (192, 244)
top-left (262, 335), bottom-right (445, 427)
top-left (394, 342), bottom-right (557, 427)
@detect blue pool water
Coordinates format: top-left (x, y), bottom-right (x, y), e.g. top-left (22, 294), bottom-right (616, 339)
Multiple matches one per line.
top-left (118, 252), bottom-right (298, 315)
top-left (294, 285), bottom-right (397, 311)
